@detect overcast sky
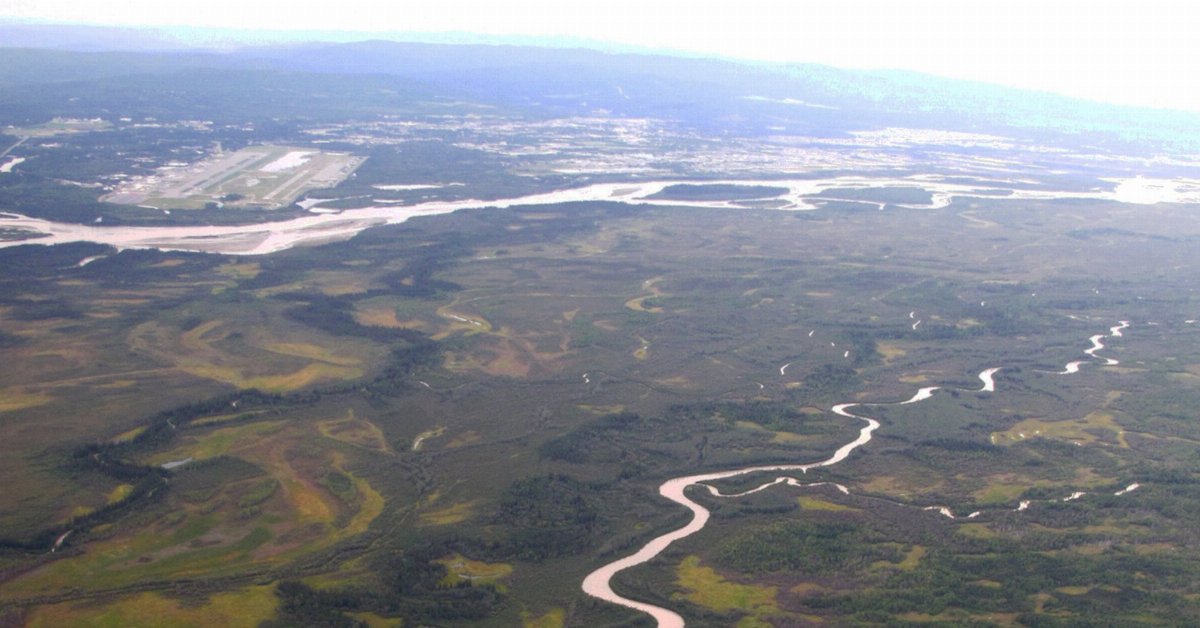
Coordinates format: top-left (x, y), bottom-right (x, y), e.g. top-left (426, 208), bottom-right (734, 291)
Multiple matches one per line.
top-left (4, 0), bottom-right (1200, 112)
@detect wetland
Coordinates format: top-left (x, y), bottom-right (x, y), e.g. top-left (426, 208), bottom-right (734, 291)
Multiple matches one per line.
top-left (4, 37), bottom-right (1200, 628)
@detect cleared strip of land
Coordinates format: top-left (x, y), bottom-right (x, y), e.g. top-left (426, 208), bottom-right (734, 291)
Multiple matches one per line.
top-left (103, 145), bottom-right (365, 210)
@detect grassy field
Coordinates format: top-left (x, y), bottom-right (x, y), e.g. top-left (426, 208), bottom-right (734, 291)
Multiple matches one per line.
top-left (24, 585), bottom-right (278, 627)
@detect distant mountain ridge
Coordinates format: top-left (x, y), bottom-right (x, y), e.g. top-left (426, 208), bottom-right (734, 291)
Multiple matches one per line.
top-left (2, 22), bottom-right (1199, 153)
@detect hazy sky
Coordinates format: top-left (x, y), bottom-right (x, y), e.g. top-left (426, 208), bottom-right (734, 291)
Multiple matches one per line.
top-left (4, 0), bottom-right (1200, 112)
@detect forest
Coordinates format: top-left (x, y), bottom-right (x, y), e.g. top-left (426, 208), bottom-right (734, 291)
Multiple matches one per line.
top-left (3, 38), bottom-right (1200, 628)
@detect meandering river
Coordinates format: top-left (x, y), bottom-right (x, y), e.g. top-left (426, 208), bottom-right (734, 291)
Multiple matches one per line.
top-left (0, 165), bottom-right (1157, 622)
top-left (580, 380), bottom-right (971, 626)
top-left (582, 324), bottom-right (1131, 626)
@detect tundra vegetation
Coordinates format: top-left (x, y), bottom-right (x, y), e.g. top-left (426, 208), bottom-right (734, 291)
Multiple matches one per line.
top-left (2, 41), bottom-right (1200, 627)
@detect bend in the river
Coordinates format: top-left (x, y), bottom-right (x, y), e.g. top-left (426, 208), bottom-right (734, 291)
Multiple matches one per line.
top-left (583, 323), bottom-right (1131, 626)
top-left (580, 372), bottom-right (993, 626)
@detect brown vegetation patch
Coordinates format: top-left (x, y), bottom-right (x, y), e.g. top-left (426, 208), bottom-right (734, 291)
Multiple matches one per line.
top-left (445, 431), bottom-right (481, 448)
top-left (421, 501), bottom-right (476, 526)
top-left (318, 412), bottom-right (392, 453)
top-left (0, 387), bottom-right (53, 412)
top-left (861, 473), bottom-right (944, 498)
top-left (480, 340), bottom-right (532, 378)
top-left (129, 320), bottom-right (368, 392)
top-left (625, 277), bottom-right (666, 313)
top-left (655, 376), bottom-right (695, 389)
top-left (991, 412), bottom-right (1128, 448)
top-left (216, 262), bottom-right (262, 280)
top-left (876, 341), bottom-right (906, 363)
top-left (353, 306), bottom-right (411, 328)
